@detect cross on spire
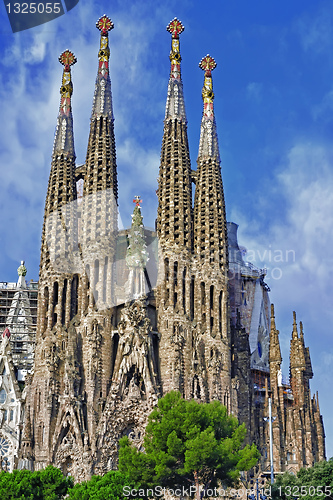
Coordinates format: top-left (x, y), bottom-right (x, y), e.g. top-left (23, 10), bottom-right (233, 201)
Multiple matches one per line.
top-left (96, 14), bottom-right (114, 35)
top-left (59, 49), bottom-right (77, 72)
top-left (199, 54), bottom-right (217, 77)
top-left (133, 196), bottom-right (142, 207)
top-left (166, 18), bottom-right (184, 39)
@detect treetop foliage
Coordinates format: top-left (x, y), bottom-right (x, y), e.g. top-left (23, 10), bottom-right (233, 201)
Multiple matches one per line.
top-left (119, 391), bottom-right (259, 494)
top-left (67, 470), bottom-right (134, 500)
top-left (271, 458), bottom-right (333, 500)
top-left (0, 465), bottom-right (73, 500)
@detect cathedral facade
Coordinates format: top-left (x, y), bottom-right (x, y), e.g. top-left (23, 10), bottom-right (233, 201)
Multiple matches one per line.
top-left (11, 15), bottom-right (325, 480)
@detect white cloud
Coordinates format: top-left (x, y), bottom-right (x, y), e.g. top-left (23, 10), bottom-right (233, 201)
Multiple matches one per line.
top-left (296, 7), bottom-right (333, 54)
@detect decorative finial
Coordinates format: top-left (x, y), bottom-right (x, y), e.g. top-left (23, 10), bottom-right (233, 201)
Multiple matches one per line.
top-left (52, 50), bottom-right (76, 157)
top-left (199, 55), bottom-right (217, 117)
top-left (197, 55), bottom-right (220, 160)
top-left (17, 261), bottom-right (27, 277)
top-left (166, 18), bottom-right (185, 85)
top-left (96, 14), bottom-right (114, 35)
top-left (59, 49), bottom-right (77, 72)
top-left (199, 54), bottom-right (217, 76)
top-left (133, 196), bottom-right (142, 208)
top-left (91, 15), bottom-right (114, 119)
top-left (58, 50), bottom-right (76, 102)
top-left (271, 303), bottom-right (275, 318)
top-left (166, 18), bottom-right (184, 39)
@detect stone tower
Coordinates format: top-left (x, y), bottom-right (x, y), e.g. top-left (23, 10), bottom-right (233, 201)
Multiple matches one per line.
top-left (257, 306), bottom-right (326, 475)
top-left (20, 16), bottom-right (160, 480)
top-left (19, 15), bottom-right (325, 480)
top-left (19, 48), bottom-right (82, 474)
top-left (192, 55), bottom-right (231, 405)
top-left (156, 19), bottom-right (194, 397)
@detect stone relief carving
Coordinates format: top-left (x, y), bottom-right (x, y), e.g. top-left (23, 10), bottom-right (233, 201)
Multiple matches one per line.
top-left (112, 297), bottom-right (158, 397)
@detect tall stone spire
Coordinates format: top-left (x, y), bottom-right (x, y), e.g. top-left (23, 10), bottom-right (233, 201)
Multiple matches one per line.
top-left (269, 304), bottom-right (282, 400)
top-left (40, 49), bottom-right (78, 276)
top-left (269, 304), bottom-right (282, 366)
top-left (290, 311), bottom-right (306, 370)
top-left (292, 310), bottom-right (298, 340)
top-left (157, 18), bottom-right (192, 251)
top-left (300, 321), bottom-right (313, 380)
top-left (194, 55), bottom-right (227, 268)
top-left (156, 18), bottom-right (193, 397)
top-left (290, 311), bottom-right (306, 407)
top-left (21, 50), bottom-right (81, 476)
top-left (81, 15), bottom-right (118, 310)
top-left (84, 14), bottom-right (118, 200)
top-left (192, 56), bottom-right (230, 403)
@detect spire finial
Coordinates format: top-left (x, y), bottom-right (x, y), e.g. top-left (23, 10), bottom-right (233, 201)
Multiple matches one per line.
top-left (197, 55), bottom-right (220, 161)
top-left (166, 18), bottom-right (184, 83)
top-left (59, 49), bottom-right (77, 71)
top-left (96, 14), bottom-right (114, 35)
top-left (199, 54), bottom-right (217, 77)
top-left (91, 15), bottom-right (114, 119)
top-left (199, 55), bottom-right (217, 109)
top-left (133, 196), bottom-right (142, 208)
top-left (166, 18), bottom-right (184, 39)
top-left (17, 261), bottom-right (27, 277)
top-left (59, 50), bottom-right (77, 100)
top-left (164, 18), bottom-right (187, 120)
top-left (53, 50), bottom-right (76, 157)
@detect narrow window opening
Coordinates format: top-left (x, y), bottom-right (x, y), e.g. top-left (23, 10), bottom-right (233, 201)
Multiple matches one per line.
top-left (190, 276), bottom-right (195, 321)
top-left (61, 279), bottom-right (67, 325)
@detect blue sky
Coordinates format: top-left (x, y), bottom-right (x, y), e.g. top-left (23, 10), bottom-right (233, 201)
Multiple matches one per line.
top-left (1, 0), bottom-right (333, 459)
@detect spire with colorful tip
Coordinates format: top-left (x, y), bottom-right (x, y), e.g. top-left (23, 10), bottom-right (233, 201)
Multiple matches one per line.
top-left (198, 54), bottom-right (220, 161)
top-left (165, 18), bottom-right (186, 120)
top-left (157, 18), bottom-right (192, 251)
top-left (84, 14), bottom-right (118, 202)
top-left (53, 49), bottom-right (77, 157)
top-left (194, 54), bottom-right (226, 268)
top-left (91, 14), bottom-right (114, 119)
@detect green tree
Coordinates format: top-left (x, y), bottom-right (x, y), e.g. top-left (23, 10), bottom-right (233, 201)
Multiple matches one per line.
top-left (0, 465), bottom-right (73, 499)
top-left (119, 391), bottom-right (259, 499)
top-left (271, 458), bottom-right (333, 500)
top-left (67, 470), bottom-right (134, 500)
